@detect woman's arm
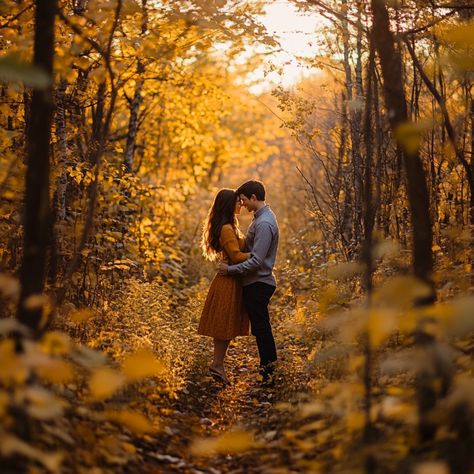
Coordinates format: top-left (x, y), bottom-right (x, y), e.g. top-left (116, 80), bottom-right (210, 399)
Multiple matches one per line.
top-left (220, 225), bottom-right (250, 264)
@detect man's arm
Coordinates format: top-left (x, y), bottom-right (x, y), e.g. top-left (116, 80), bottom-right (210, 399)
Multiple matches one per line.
top-left (222, 222), bottom-right (273, 275)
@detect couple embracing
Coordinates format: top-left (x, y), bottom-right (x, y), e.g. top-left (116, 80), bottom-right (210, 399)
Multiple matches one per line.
top-left (198, 180), bottom-right (279, 386)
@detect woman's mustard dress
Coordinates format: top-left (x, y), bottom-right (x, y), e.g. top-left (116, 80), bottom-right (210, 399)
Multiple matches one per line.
top-left (198, 224), bottom-right (250, 339)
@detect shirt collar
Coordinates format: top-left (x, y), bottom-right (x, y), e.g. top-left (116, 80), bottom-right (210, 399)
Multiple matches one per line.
top-left (254, 204), bottom-right (269, 219)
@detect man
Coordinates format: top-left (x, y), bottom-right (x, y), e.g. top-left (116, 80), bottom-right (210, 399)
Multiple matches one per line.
top-left (218, 180), bottom-right (279, 383)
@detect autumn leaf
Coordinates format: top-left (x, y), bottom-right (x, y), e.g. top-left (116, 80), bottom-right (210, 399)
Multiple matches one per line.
top-left (89, 367), bottom-right (125, 400)
top-left (394, 120), bottom-right (431, 155)
top-left (190, 430), bottom-right (256, 456)
top-left (0, 273), bottom-right (20, 299)
top-left (0, 435), bottom-right (63, 472)
top-left (23, 293), bottom-right (50, 310)
top-left (121, 349), bottom-right (165, 380)
top-left (69, 308), bottom-right (96, 324)
top-left (40, 331), bottom-right (71, 355)
top-left (0, 54), bottom-right (51, 88)
top-left (105, 409), bottom-right (156, 434)
top-left (23, 386), bottom-right (65, 420)
top-left (36, 360), bottom-right (74, 384)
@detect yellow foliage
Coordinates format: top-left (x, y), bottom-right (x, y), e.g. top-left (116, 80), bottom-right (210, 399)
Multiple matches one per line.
top-left (374, 276), bottom-right (432, 309)
top-left (39, 331), bottom-right (71, 356)
top-left (444, 21), bottom-right (474, 47)
top-left (345, 411), bottom-right (365, 434)
top-left (69, 309), bottom-right (96, 324)
top-left (22, 386), bottom-right (64, 421)
top-left (0, 273), bottom-right (20, 299)
top-left (23, 293), bottom-right (50, 310)
top-left (394, 120), bottom-right (432, 155)
top-left (367, 309), bottom-right (398, 348)
top-left (105, 410), bottom-right (155, 434)
top-left (191, 430), bottom-right (256, 456)
top-left (0, 435), bottom-right (63, 473)
top-left (89, 367), bottom-right (125, 400)
top-left (36, 360), bottom-right (74, 384)
top-left (413, 462), bottom-right (449, 474)
top-left (121, 349), bottom-right (165, 380)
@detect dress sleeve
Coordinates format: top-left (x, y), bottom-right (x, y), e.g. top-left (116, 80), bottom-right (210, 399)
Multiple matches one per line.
top-left (220, 225), bottom-right (250, 264)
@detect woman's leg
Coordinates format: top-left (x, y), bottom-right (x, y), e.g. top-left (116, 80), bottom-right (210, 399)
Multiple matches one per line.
top-left (210, 338), bottom-right (230, 377)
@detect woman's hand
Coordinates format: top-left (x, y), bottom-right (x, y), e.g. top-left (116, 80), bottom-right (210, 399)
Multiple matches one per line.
top-left (218, 263), bottom-right (228, 275)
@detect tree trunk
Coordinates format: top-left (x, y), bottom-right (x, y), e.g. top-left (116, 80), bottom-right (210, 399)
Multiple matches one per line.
top-left (370, 0), bottom-right (434, 295)
top-left (17, 0), bottom-right (57, 333)
top-left (55, 79), bottom-right (68, 221)
top-left (124, 0), bottom-right (148, 173)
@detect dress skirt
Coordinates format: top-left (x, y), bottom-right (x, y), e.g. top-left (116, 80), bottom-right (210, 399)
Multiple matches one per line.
top-left (198, 273), bottom-right (250, 339)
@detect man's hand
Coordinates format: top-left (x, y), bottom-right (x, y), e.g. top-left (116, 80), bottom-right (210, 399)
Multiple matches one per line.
top-left (218, 262), bottom-right (228, 275)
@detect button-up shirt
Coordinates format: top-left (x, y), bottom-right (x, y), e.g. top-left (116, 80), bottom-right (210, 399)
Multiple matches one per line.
top-left (227, 204), bottom-right (279, 287)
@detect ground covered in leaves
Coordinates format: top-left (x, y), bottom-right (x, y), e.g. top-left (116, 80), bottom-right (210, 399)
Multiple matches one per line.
top-left (67, 278), bottom-right (318, 474)
top-left (3, 269), bottom-right (473, 474)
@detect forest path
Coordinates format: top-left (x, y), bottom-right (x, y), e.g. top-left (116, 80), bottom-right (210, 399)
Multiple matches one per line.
top-left (136, 307), bottom-right (312, 474)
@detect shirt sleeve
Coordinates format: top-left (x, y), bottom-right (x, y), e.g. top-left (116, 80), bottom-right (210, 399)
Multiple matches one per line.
top-left (220, 226), bottom-right (251, 264)
top-left (227, 222), bottom-right (273, 275)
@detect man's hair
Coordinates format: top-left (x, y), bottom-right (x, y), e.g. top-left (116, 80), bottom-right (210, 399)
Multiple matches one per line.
top-left (237, 180), bottom-right (265, 201)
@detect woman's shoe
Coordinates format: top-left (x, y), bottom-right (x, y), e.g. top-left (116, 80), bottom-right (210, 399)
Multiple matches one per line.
top-left (209, 366), bottom-right (231, 385)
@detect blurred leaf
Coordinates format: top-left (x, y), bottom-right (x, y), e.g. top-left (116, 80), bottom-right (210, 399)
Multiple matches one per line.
top-left (89, 367), bottom-right (125, 400)
top-left (379, 397), bottom-right (418, 425)
top-left (36, 360), bottom-right (74, 384)
top-left (22, 386), bottom-right (64, 420)
top-left (23, 293), bottom-right (50, 310)
top-left (367, 309), bottom-right (398, 348)
top-left (375, 276), bottom-right (432, 308)
top-left (394, 120), bottom-right (431, 155)
top-left (298, 401), bottom-right (326, 419)
top-left (0, 54), bottom-right (51, 88)
top-left (0, 338), bottom-right (27, 384)
top-left (0, 435), bottom-right (63, 472)
top-left (427, 297), bottom-right (474, 338)
top-left (413, 462), bottom-right (449, 474)
top-left (105, 409), bottom-right (155, 434)
top-left (191, 430), bottom-right (255, 456)
top-left (69, 308), bottom-right (95, 324)
top-left (71, 346), bottom-right (107, 368)
top-left (327, 261), bottom-right (363, 280)
top-left (40, 331), bottom-right (71, 355)
top-left (373, 239), bottom-right (399, 260)
top-left (122, 349), bottom-right (165, 380)
top-left (346, 411), bottom-right (365, 434)
top-left (0, 318), bottom-right (29, 336)
top-left (0, 273), bottom-right (20, 299)
top-left (444, 21), bottom-right (474, 47)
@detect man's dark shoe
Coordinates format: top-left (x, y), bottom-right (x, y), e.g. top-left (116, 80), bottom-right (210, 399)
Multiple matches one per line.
top-left (259, 363), bottom-right (276, 387)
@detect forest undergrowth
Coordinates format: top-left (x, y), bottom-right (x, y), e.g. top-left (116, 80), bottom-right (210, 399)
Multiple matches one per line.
top-left (3, 242), bottom-right (473, 474)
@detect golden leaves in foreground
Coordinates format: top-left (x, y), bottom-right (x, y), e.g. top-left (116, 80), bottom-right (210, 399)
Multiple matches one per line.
top-left (40, 331), bottom-right (71, 355)
top-left (394, 120), bottom-right (432, 155)
top-left (0, 273), bottom-right (20, 299)
top-left (413, 461), bottom-right (449, 474)
top-left (23, 293), bottom-right (50, 310)
top-left (22, 386), bottom-right (65, 421)
top-left (0, 435), bottom-right (63, 473)
top-left (68, 308), bottom-right (95, 324)
top-left (36, 360), bottom-right (74, 384)
top-left (105, 410), bottom-right (155, 434)
top-left (88, 349), bottom-right (164, 399)
top-left (121, 349), bottom-right (165, 380)
top-left (89, 367), bottom-right (125, 400)
top-left (191, 430), bottom-right (256, 456)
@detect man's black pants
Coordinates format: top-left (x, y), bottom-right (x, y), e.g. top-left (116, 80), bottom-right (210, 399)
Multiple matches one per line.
top-left (243, 282), bottom-right (277, 376)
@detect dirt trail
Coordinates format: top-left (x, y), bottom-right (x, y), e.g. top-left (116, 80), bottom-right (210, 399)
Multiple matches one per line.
top-left (137, 333), bottom-right (310, 474)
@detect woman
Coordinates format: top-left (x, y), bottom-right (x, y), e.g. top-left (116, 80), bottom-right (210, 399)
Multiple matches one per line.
top-left (198, 188), bottom-right (250, 384)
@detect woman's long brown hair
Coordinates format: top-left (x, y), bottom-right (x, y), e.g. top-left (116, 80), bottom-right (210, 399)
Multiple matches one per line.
top-left (201, 189), bottom-right (239, 261)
